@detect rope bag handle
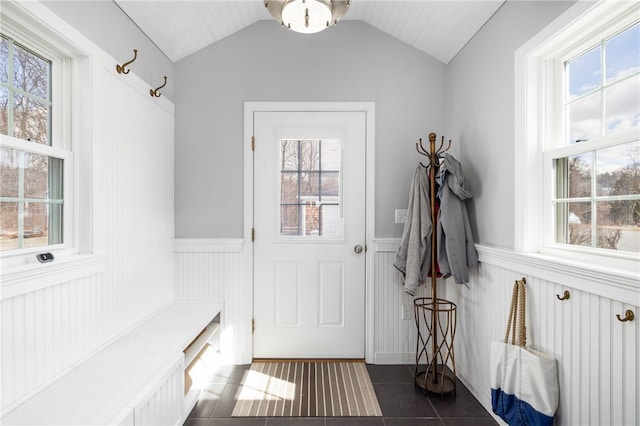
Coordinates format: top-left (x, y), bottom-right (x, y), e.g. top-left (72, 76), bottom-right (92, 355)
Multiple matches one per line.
top-left (503, 278), bottom-right (527, 347)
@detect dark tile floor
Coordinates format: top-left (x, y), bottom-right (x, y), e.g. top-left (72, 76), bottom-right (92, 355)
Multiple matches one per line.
top-left (184, 364), bottom-right (498, 426)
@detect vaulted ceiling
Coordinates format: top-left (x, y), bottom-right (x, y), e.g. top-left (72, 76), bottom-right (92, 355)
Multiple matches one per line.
top-left (114, 1), bottom-right (505, 64)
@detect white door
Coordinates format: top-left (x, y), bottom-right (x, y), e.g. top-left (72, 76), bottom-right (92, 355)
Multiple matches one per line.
top-left (253, 111), bottom-right (366, 359)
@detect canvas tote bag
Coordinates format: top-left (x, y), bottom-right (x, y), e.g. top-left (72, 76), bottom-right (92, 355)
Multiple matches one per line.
top-left (490, 278), bottom-right (559, 425)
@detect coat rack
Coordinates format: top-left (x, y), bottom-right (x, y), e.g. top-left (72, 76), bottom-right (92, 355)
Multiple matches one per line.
top-left (413, 132), bottom-right (458, 396)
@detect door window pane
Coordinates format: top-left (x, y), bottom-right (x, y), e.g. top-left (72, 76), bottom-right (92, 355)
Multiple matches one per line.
top-left (280, 205), bottom-right (300, 236)
top-left (279, 139), bottom-right (342, 238)
top-left (280, 172), bottom-right (298, 203)
top-left (280, 140), bottom-right (298, 170)
top-left (320, 140), bottom-right (340, 170)
top-left (321, 172), bottom-right (339, 196)
top-left (300, 172), bottom-right (319, 197)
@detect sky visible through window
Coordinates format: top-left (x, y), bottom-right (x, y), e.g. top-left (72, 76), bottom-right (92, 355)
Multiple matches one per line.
top-left (566, 22), bottom-right (639, 144)
top-left (560, 21), bottom-right (639, 253)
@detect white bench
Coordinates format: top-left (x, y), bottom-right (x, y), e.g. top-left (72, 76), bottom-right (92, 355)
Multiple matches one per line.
top-left (2, 301), bottom-right (222, 425)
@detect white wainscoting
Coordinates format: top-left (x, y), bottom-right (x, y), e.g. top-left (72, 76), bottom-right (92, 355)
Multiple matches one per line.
top-left (371, 238), bottom-right (447, 364)
top-left (175, 237), bottom-right (639, 425)
top-left (1, 268), bottom-right (107, 410)
top-left (174, 239), bottom-right (249, 364)
top-left (452, 247), bottom-right (639, 426)
top-left (134, 354), bottom-right (184, 426)
top-left (1, 49), bottom-right (175, 414)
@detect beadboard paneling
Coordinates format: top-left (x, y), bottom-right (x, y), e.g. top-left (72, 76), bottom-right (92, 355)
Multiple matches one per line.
top-left (174, 239), bottom-right (247, 364)
top-left (449, 260), bottom-right (639, 426)
top-left (372, 245), bottom-right (446, 364)
top-left (1, 272), bottom-right (106, 410)
top-left (93, 66), bottom-right (175, 329)
top-left (134, 355), bottom-right (184, 426)
top-left (175, 251), bottom-right (244, 301)
top-left (1, 57), bottom-right (175, 414)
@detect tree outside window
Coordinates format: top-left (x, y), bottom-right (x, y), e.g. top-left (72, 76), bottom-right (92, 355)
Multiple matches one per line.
top-left (0, 34), bottom-right (63, 252)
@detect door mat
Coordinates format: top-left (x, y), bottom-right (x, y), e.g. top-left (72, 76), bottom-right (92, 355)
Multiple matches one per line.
top-left (231, 361), bottom-right (382, 417)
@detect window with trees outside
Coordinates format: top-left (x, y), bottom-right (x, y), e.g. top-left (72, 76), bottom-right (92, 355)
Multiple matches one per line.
top-left (279, 139), bottom-right (342, 238)
top-left (546, 18), bottom-right (639, 256)
top-left (1, 34), bottom-right (69, 253)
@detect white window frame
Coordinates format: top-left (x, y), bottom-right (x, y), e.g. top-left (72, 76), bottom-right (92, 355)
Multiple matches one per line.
top-left (0, 3), bottom-right (77, 269)
top-left (515, 0), bottom-right (640, 303)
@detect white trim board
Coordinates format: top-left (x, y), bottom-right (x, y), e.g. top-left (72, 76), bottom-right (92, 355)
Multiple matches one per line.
top-left (174, 238), bottom-right (244, 253)
top-left (373, 239), bottom-right (638, 306)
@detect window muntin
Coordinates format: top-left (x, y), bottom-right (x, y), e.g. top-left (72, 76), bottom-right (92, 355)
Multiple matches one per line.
top-left (551, 21), bottom-right (640, 255)
top-left (0, 34), bottom-right (65, 253)
top-left (279, 139), bottom-right (342, 238)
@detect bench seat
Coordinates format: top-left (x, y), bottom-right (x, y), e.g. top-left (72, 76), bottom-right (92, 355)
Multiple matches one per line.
top-left (2, 301), bottom-right (222, 425)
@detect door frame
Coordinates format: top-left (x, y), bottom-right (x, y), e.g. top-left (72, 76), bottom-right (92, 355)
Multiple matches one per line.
top-left (243, 102), bottom-right (376, 363)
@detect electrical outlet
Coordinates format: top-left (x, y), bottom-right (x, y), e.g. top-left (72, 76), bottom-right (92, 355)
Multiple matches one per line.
top-left (401, 305), bottom-right (412, 320)
top-left (395, 209), bottom-right (408, 224)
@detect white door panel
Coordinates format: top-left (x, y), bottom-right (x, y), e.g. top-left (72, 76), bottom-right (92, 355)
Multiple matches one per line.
top-left (253, 111), bottom-right (366, 359)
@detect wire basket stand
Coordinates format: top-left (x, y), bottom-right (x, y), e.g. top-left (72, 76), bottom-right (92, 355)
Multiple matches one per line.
top-left (414, 297), bottom-right (457, 396)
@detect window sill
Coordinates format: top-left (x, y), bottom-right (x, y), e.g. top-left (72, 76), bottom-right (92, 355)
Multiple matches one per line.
top-left (1, 252), bottom-right (107, 300)
top-left (476, 245), bottom-right (639, 306)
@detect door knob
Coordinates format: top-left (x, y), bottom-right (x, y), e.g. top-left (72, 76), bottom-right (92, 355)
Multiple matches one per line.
top-left (354, 244), bottom-right (364, 254)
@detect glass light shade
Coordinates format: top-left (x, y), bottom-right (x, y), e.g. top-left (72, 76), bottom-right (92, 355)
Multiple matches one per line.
top-left (281, 0), bottom-right (332, 34)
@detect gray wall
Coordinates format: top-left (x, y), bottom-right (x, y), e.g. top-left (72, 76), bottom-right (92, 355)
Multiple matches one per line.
top-left (43, 1), bottom-right (174, 101)
top-left (174, 20), bottom-right (447, 238)
top-left (447, 0), bottom-right (574, 249)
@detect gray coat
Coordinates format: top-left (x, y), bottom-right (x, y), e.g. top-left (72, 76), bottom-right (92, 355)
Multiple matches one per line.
top-left (436, 154), bottom-right (478, 284)
top-left (394, 165), bottom-right (431, 296)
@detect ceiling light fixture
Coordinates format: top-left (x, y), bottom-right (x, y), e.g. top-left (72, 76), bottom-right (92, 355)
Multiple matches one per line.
top-left (264, 0), bottom-right (350, 34)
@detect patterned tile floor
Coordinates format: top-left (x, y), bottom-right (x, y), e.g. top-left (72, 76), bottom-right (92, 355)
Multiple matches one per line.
top-left (184, 364), bottom-right (498, 426)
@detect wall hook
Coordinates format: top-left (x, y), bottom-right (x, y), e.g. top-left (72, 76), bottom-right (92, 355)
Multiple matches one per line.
top-left (116, 49), bottom-right (138, 74)
top-left (556, 290), bottom-right (570, 301)
top-left (150, 76), bottom-right (167, 98)
top-left (616, 309), bottom-right (635, 322)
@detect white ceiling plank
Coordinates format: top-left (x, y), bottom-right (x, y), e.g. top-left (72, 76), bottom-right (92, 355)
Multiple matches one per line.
top-left (115, 0), bottom-right (504, 64)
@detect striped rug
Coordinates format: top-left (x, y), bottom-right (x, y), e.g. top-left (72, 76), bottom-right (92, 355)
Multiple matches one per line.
top-left (231, 361), bottom-right (382, 417)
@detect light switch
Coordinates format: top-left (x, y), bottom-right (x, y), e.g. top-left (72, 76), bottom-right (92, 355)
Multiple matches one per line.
top-left (395, 209), bottom-right (408, 224)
